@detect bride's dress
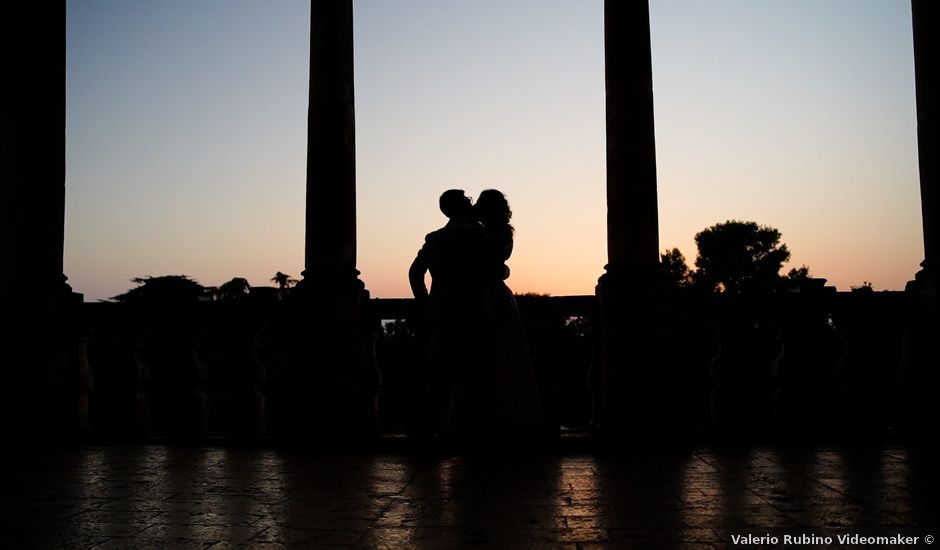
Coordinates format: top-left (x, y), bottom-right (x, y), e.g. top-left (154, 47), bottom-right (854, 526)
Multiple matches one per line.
top-left (481, 231), bottom-right (544, 438)
top-left (441, 224), bottom-right (544, 440)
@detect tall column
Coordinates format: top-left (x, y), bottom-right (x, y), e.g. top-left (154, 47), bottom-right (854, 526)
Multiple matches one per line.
top-left (913, 0), bottom-right (939, 276)
top-left (604, 1), bottom-right (660, 273)
top-left (903, 0), bottom-right (940, 433)
top-left (281, 0), bottom-right (376, 438)
top-left (0, 3), bottom-right (67, 302)
top-left (1, 1), bottom-right (79, 436)
top-left (596, 0), bottom-right (668, 435)
top-left (304, 0), bottom-right (358, 286)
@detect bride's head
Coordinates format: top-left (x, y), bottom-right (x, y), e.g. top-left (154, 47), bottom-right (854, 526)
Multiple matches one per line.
top-left (474, 189), bottom-right (512, 229)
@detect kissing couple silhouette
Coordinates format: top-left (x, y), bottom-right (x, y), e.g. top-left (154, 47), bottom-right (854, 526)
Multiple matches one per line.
top-left (409, 189), bottom-right (544, 441)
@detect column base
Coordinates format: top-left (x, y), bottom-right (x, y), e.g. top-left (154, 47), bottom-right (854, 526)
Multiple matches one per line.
top-left (595, 265), bottom-right (689, 438)
top-left (274, 269), bottom-right (379, 440)
top-left (900, 262), bottom-right (940, 436)
top-left (4, 274), bottom-right (83, 440)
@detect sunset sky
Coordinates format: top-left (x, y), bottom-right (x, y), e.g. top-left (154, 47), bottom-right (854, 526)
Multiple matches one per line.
top-left (65, 0), bottom-right (923, 301)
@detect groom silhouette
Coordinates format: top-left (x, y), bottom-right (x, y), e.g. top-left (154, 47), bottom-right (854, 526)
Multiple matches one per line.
top-left (409, 189), bottom-right (491, 435)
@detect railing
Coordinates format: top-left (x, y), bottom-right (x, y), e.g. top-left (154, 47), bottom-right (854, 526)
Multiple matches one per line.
top-left (77, 290), bottom-right (909, 439)
top-left (369, 295), bottom-right (599, 435)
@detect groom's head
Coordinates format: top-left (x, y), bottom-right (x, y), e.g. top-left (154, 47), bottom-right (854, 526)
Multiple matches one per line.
top-left (439, 189), bottom-right (472, 220)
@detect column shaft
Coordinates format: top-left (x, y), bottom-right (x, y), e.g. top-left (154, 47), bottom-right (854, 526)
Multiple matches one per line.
top-left (1, 2), bottom-right (67, 298)
top-left (604, 0), bottom-right (659, 273)
top-left (305, 0), bottom-right (357, 283)
top-left (913, 0), bottom-right (939, 272)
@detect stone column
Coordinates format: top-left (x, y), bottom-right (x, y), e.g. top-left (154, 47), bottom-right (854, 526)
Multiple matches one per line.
top-left (596, 0), bottom-right (668, 434)
top-left (281, 0), bottom-right (377, 437)
top-left (903, 0), bottom-right (940, 433)
top-left (304, 0), bottom-right (358, 285)
top-left (913, 0), bottom-right (939, 276)
top-left (0, 1), bottom-right (80, 437)
top-left (603, 1), bottom-right (660, 274)
top-left (0, 3), bottom-right (67, 302)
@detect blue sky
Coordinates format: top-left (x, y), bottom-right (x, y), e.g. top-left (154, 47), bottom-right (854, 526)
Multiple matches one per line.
top-left (65, 0), bottom-right (922, 300)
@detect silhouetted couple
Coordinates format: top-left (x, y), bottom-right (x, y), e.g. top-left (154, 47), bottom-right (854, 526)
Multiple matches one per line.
top-left (409, 189), bottom-right (544, 441)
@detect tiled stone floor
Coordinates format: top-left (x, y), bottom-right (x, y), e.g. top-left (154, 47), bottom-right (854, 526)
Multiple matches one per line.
top-left (2, 443), bottom-right (937, 548)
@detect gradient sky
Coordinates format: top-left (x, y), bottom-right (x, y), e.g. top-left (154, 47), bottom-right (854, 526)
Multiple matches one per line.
top-left (65, 0), bottom-right (923, 301)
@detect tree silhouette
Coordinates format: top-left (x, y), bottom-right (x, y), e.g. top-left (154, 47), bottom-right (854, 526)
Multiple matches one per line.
top-left (271, 271), bottom-right (298, 290)
top-left (660, 247), bottom-right (692, 287)
top-left (111, 275), bottom-right (212, 303)
top-left (217, 277), bottom-right (251, 301)
top-left (692, 220), bottom-right (791, 293)
top-left (786, 265), bottom-right (812, 281)
top-left (780, 264), bottom-right (824, 292)
top-left (851, 281), bottom-right (874, 293)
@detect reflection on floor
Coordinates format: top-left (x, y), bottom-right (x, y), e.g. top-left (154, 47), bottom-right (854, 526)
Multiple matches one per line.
top-left (2, 444), bottom-right (937, 548)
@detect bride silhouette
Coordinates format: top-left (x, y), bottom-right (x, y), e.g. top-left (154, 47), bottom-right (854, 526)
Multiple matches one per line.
top-left (472, 189), bottom-right (544, 439)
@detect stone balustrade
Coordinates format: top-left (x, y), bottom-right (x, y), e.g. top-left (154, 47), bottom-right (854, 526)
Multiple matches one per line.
top-left (69, 291), bottom-right (922, 441)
